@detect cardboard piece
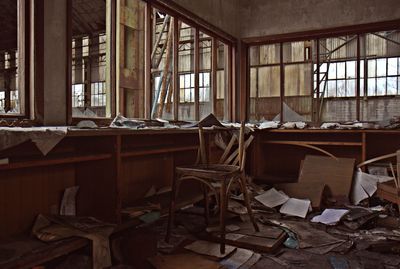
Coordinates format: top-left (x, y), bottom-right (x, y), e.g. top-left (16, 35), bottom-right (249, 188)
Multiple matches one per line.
top-left (299, 155), bottom-right (355, 199)
top-left (275, 182), bottom-right (326, 209)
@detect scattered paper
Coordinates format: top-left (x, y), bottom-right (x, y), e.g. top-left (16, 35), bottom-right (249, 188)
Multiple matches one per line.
top-left (228, 200), bottom-right (248, 215)
top-left (279, 198), bottom-right (311, 218)
top-left (60, 186), bottom-right (80, 216)
top-left (258, 121), bottom-right (279, 129)
top-left (184, 240), bottom-right (236, 259)
top-left (311, 209), bottom-right (350, 225)
top-left (352, 170), bottom-right (395, 205)
top-left (221, 248), bottom-right (253, 269)
top-left (255, 188), bottom-right (289, 208)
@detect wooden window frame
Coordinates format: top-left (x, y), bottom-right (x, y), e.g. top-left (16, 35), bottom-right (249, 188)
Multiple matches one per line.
top-left (0, 0), bottom-right (31, 119)
top-left (67, 0), bottom-right (117, 125)
top-left (243, 19), bottom-right (400, 123)
top-left (147, 0), bottom-right (236, 122)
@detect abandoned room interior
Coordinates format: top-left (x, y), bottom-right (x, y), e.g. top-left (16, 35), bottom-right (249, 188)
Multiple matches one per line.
top-left (0, 0), bottom-right (400, 268)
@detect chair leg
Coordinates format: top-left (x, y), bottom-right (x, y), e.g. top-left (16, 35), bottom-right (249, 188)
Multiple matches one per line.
top-left (203, 184), bottom-right (210, 225)
top-left (166, 177), bottom-right (178, 243)
top-left (219, 179), bottom-right (227, 254)
top-left (240, 175), bottom-right (259, 232)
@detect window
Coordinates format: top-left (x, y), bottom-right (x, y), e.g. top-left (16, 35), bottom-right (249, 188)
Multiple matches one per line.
top-left (0, 0), bottom-right (27, 115)
top-left (249, 29), bottom-right (400, 123)
top-left (71, 0), bottom-right (111, 118)
top-left (150, 9), bottom-right (232, 121)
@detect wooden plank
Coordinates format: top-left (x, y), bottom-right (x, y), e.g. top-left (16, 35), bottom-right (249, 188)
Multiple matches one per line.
top-left (121, 145), bottom-right (198, 158)
top-left (0, 154), bottom-right (112, 171)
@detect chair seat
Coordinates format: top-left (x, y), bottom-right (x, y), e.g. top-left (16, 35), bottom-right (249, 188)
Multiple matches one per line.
top-left (176, 164), bottom-right (240, 180)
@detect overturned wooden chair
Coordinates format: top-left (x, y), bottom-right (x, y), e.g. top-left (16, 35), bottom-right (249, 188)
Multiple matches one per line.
top-left (166, 122), bottom-right (259, 253)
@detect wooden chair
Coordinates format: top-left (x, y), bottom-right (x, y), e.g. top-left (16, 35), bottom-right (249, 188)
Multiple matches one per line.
top-left (166, 122), bottom-right (259, 253)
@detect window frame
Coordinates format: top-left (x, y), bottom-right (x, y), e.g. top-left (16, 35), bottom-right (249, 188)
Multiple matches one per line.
top-left (0, 0), bottom-right (31, 119)
top-left (244, 20), bottom-right (400, 123)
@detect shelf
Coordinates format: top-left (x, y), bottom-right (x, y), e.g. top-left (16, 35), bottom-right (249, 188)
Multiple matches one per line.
top-left (121, 145), bottom-right (198, 158)
top-left (262, 140), bottom-right (363, 147)
top-left (0, 153), bottom-right (113, 171)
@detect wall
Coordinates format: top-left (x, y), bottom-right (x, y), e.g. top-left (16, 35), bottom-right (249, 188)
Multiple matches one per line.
top-left (171, 0), bottom-right (239, 38)
top-left (239, 0), bottom-right (400, 38)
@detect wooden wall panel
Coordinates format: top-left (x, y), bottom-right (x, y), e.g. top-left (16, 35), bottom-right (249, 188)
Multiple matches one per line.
top-left (0, 165), bottom-right (75, 237)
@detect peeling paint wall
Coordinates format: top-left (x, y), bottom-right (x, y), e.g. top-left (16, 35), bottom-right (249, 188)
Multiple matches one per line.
top-left (171, 0), bottom-right (239, 38)
top-left (239, 0), bottom-right (400, 38)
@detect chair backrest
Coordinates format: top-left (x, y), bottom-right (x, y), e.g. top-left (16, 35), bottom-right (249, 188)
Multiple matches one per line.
top-left (197, 122), bottom-right (253, 172)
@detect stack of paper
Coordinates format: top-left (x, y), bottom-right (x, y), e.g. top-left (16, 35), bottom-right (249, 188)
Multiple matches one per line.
top-left (311, 209), bottom-right (350, 225)
top-left (255, 188), bottom-right (311, 218)
top-left (279, 198), bottom-right (311, 219)
top-left (255, 188), bottom-right (289, 208)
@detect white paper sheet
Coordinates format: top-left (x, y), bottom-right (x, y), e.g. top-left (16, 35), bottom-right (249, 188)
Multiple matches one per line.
top-left (352, 170), bottom-right (395, 205)
top-left (255, 188), bottom-right (289, 208)
top-left (279, 198), bottom-right (311, 218)
top-left (311, 209), bottom-right (349, 225)
top-left (220, 248), bottom-right (253, 269)
top-left (60, 186), bottom-right (80, 216)
top-left (184, 240), bottom-right (236, 259)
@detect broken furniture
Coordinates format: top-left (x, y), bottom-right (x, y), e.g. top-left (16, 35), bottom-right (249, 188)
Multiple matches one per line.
top-left (166, 122), bottom-right (259, 253)
top-left (251, 129), bottom-right (400, 184)
top-left (357, 150), bottom-right (400, 209)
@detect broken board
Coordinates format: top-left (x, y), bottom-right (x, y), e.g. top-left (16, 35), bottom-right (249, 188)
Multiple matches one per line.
top-left (298, 155), bottom-right (355, 199)
top-left (201, 223), bottom-right (286, 253)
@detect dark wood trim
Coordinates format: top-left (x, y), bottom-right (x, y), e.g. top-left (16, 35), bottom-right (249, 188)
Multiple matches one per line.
top-left (146, 0), bottom-right (236, 45)
top-left (110, 0), bottom-right (117, 117)
top-left (279, 43), bottom-right (284, 122)
top-left (356, 34), bottom-right (361, 121)
top-left (239, 41), bottom-right (247, 122)
top-left (316, 39), bottom-right (320, 123)
top-left (211, 37), bottom-right (218, 117)
top-left (242, 19), bottom-right (400, 45)
top-left (144, 2), bottom-right (152, 119)
top-left (23, 0), bottom-right (31, 118)
top-left (173, 17), bottom-right (179, 121)
top-left (34, 0), bottom-right (44, 123)
top-left (194, 28), bottom-right (200, 120)
top-left (226, 44), bottom-right (233, 121)
top-left (66, 0), bottom-right (72, 124)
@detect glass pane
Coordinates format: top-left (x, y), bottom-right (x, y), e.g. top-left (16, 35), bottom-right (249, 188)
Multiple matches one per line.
top-left (376, 77), bottom-right (386, 95)
top-left (151, 10), bottom-right (175, 120)
top-left (199, 31), bottom-right (212, 119)
top-left (216, 41), bottom-right (228, 121)
top-left (368, 60), bottom-right (376, 78)
top-left (347, 61), bottom-right (356, 78)
top-left (0, 0), bottom-right (20, 114)
top-left (72, 0), bottom-right (109, 118)
top-left (337, 62), bottom-right (346, 79)
top-left (337, 80), bottom-right (346, 97)
top-left (387, 77), bottom-right (397, 95)
top-left (368, 78), bottom-right (376, 96)
top-left (346, 79), bottom-right (356, 97)
top-left (249, 44), bottom-right (281, 121)
top-left (376, 58), bottom-right (387, 77)
top-left (178, 22), bottom-right (195, 121)
top-left (388, 58), bottom-right (398, 76)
